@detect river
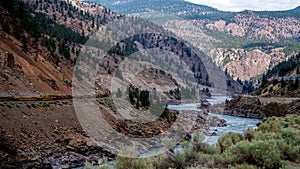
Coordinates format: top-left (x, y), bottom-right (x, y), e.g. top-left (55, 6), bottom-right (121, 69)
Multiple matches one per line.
top-left (168, 96), bottom-right (261, 144)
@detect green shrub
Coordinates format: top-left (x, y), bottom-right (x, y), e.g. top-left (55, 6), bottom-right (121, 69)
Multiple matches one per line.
top-left (115, 156), bottom-right (154, 169)
top-left (280, 128), bottom-right (296, 143)
top-left (162, 137), bottom-right (176, 151)
top-left (191, 131), bottom-right (205, 151)
top-left (172, 151), bottom-right (186, 169)
top-left (97, 98), bottom-right (117, 112)
top-left (84, 161), bottom-right (94, 169)
top-left (217, 132), bottom-right (243, 153)
top-left (230, 163), bottom-right (257, 169)
top-left (223, 140), bottom-right (284, 168)
top-left (252, 130), bottom-right (281, 141)
top-left (198, 143), bottom-right (220, 154)
top-left (195, 153), bottom-right (225, 167)
top-left (115, 146), bottom-right (154, 169)
top-left (151, 154), bottom-right (168, 169)
top-left (183, 146), bottom-right (195, 159)
top-left (244, 128), bottom-right (255, 141)
top-left (192, 131), bottom-right (205, 144)
top-left (276, 139), bottom-right (300, 161)
top-left (84, 160), bottom-right (111, 169)
top-left (258, 120), bottom-right (281, 133)
top-left (250, 140), bottom-right (283, 168)
top-left (294, 116), bottom-right (300, 125)
top-left (31, 102), bottom-right (49, 108)
top-left (187, 166), bottom-right (210, 169)
top-left (6, 102), bottom-right (14, 108)
top-left (280, 165), bottom-right (300, 169)
top-left (195, 153), bottom-right (212, 163)
top-left (204, 157), bottom-right (215, 168)
top-left (222, 141), bottom-right (252, 164)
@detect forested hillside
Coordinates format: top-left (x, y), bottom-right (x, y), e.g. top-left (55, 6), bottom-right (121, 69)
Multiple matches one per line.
top-left (258, 53), bottom-right (300, 96)
top-left (0, 0), bottom-right (118, 95)
top-left (91, 0), bottom-right (235, 20)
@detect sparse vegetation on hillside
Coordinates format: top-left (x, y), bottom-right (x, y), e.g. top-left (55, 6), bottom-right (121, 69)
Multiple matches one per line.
top-left (93, 0), bottom-right (236, 21)
top-left (257, 53), bottom-right (300, 96)
top-left (0, 0), bottom-right (87, 52)
top-left (0, 0), bottom-right (119, 94)
top-left (265, 53), bottom-right (300, 78)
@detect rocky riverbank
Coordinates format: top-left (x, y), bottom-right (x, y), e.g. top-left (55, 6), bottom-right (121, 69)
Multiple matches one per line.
top-left (193, 111), bottom-right (227, 136)
top-left (223, 97), bottom-right (264, 118)
top-left (170, 100), bottom-right (227, 136)
top-left (214, 96), bottom-right (300, 119)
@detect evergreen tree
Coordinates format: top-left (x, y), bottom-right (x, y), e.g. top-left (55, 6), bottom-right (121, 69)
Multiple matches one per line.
top-left (269, 86), bottom-right (273, 93)
top-left (54, 54), bottom-right (60, 66)
top-left (128, 90), bottom-right (135, 105)
top-left (2, 21), bottom-right (10, 33)
top-left (115, 69), bottom-right (123, 80)
top-left (261, 74), bottom-right (268, 88)
top-left (22, 37), bottom-right (28, 52)
top-left (116, 88), bottom-right (122, 98)
top-left (140, 90), bottom-right (150, 107)
top-left (197, 62), bottom-right (202, 72)
top-left (227, 80), bottom-right (232, 87)
top-left (247, 82), bottom-right (254, 94)
top-left (243, 85), bottom-right (247, 93)
top-left (59, 42), bottom-right (71, 59)
top-left (294, 78), bottom-right (299, 89)
top-left (281, 79), bottom-right (287, 88)
top-left (237, 78), bottom-right (243, 85)
top-left (192, 63), bottom-right (196, 72)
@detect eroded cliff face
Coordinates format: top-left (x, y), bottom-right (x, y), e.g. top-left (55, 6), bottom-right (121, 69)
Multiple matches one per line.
top-left (195, 12), bottom-right (300, 81)
top-left (162, 17), bottom-right (297, 81)
top-left (205, 12), bottom-right (300, 42)
top-left (219, 48), bottom-right (286, 81)
top-left (206, 20), bottom-right (246, 37)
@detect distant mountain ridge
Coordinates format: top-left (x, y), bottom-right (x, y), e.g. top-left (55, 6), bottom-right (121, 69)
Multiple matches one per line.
top-left (91, 0), bottom-right (300, 19)
top-left (90, 0), bottom-right (236, 20)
